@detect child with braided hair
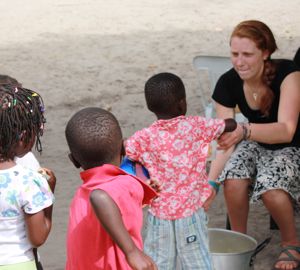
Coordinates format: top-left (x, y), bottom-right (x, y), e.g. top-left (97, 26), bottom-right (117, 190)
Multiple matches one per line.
top-left (0, 75), bottom-right (40, 170)
top-left (0, 85), bottom-right (55, 270)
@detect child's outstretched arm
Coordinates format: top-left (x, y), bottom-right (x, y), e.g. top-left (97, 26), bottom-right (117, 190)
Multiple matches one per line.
top-left (25, 168), bottom-right (56, 247)
top-left (90, 190), bottom-right (158, 270)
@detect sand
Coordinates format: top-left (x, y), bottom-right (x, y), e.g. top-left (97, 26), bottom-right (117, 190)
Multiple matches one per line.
top-left (0, 0), bottom-right (300, 269)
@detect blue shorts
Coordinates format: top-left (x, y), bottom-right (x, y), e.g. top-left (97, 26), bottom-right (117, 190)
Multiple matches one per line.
top-left (144, 208), bottom-right (213, 270)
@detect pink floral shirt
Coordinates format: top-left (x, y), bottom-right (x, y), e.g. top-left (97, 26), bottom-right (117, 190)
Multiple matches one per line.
top-left (126, 115), bottom-right (225, 220)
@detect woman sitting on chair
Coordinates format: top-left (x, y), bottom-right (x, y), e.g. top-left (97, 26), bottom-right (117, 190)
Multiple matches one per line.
top-left (208, 20), bottom-right (300, 270)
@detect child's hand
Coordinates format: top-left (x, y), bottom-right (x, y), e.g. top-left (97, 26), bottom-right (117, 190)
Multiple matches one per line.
top-left (202, 187), bottom-right (217, 212)
top-left (146, 178), bottom-right (162, 193)
top-left (126, 248), bottom-right (158, 270)
top-left (38, 167), bottom-right (56, 193)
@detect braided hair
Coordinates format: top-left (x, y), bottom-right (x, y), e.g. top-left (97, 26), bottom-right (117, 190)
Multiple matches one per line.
top-left (0, 75), bottom-right (22, 87)
top-left (0, 84), bottom-right (46, 161)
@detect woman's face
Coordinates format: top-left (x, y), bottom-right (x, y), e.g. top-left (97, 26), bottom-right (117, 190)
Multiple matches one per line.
top-left (230, 36), bottom-right (269, 81)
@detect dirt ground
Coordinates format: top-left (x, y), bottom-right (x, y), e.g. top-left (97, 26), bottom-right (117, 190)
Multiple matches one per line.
top-left (0, 0), bottom-right (299, 269)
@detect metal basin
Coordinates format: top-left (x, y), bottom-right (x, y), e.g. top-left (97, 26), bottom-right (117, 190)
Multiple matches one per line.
top-left (208, 228), bottom-right (258, 270)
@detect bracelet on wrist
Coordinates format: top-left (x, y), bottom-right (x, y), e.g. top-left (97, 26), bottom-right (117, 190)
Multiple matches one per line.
top-left (241, 122), bottom-right (251, 140)
top-left (241, 123), bottom-right (247, 140)
top-left (208, 180), bottom-right (221, 194)
top-left (246, 123), bottom-right (251, 140)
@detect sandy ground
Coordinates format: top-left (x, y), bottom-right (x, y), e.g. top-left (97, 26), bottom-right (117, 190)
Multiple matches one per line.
top-left (1, 0), bottom-right (300, 269)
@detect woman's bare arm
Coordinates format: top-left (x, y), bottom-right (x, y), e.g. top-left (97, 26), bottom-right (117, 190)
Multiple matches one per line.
top-left (249, 72), bottom-right (300, 144)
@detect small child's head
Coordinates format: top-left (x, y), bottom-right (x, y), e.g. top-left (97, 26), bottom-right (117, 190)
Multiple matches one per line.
top-left (65, 107), bottom-right (123, 170)
top-left (0, 84), bottom-right (46, 162)
top-left (144, 72), bottom-right (187, 119)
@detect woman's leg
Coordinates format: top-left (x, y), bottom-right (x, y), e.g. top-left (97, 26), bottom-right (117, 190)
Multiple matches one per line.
top-left (223, 178), bottom-right (251, 233)
top-left (216, 141), bottom-right (257, 233)
top-left (262, 189), bottom-right (298, 245)
top-left (262, 189), bottom-right (300, 269)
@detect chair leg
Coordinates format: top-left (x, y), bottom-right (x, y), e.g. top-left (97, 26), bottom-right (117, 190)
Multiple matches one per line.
top-left (270, 215), bottom-right (279, 230)
top-left (226, 214), bottom-right (231, 230)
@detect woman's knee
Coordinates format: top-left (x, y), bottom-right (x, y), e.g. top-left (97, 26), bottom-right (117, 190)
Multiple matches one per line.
top-left (261, 189), bottom-right (291, 205)
top-left (224, 179), bottom-right (249, 194)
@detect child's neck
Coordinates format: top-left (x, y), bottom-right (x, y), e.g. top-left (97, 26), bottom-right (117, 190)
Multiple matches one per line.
top-left (0, 159), bottom-right (16, 170)
top-left (156, 112), bottom-right (185, 120)
top-left (82, 156), bottom-right (120, 170)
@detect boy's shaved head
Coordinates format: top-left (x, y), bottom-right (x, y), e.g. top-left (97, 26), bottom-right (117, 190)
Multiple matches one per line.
top-left (65, 107), bottom-right (123, 169)
top-left (144, 72), bottom-right (186, 115)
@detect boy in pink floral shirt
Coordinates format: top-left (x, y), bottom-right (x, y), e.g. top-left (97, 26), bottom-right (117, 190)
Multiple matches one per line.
top-left (126, 72), bottom-right (237, 269)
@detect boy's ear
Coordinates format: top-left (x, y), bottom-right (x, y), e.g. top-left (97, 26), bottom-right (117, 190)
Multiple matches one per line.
top-left (68, 153), bottom-right (81, 168)
top-left (120, 140), bottom-right (126, 162)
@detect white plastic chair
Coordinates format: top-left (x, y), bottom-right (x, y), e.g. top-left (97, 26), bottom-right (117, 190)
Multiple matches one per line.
top-left (193, 55), bottom-right (232, 114)
top-left (192, 55), bottom-right (245, 122)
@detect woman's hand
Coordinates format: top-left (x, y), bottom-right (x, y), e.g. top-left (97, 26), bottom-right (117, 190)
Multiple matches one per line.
top-left (217, 123), bottom-right (244, 150)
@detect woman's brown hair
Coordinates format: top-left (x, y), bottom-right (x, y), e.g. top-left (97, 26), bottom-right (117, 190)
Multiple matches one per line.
top-left (231, 20), bottom-right (278, 115)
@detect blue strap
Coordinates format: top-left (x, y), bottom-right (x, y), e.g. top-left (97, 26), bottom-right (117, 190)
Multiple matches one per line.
top-left (120, 156), bottom-right (150, 178)
top-left (208, 180), bottom-right (221, 194)
top-left (120, 157), bottom-right (136, 175)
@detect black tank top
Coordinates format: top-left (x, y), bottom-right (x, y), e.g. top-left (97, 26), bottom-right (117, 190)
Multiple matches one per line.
top-left (212, 59), bottom-right (300, 150)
